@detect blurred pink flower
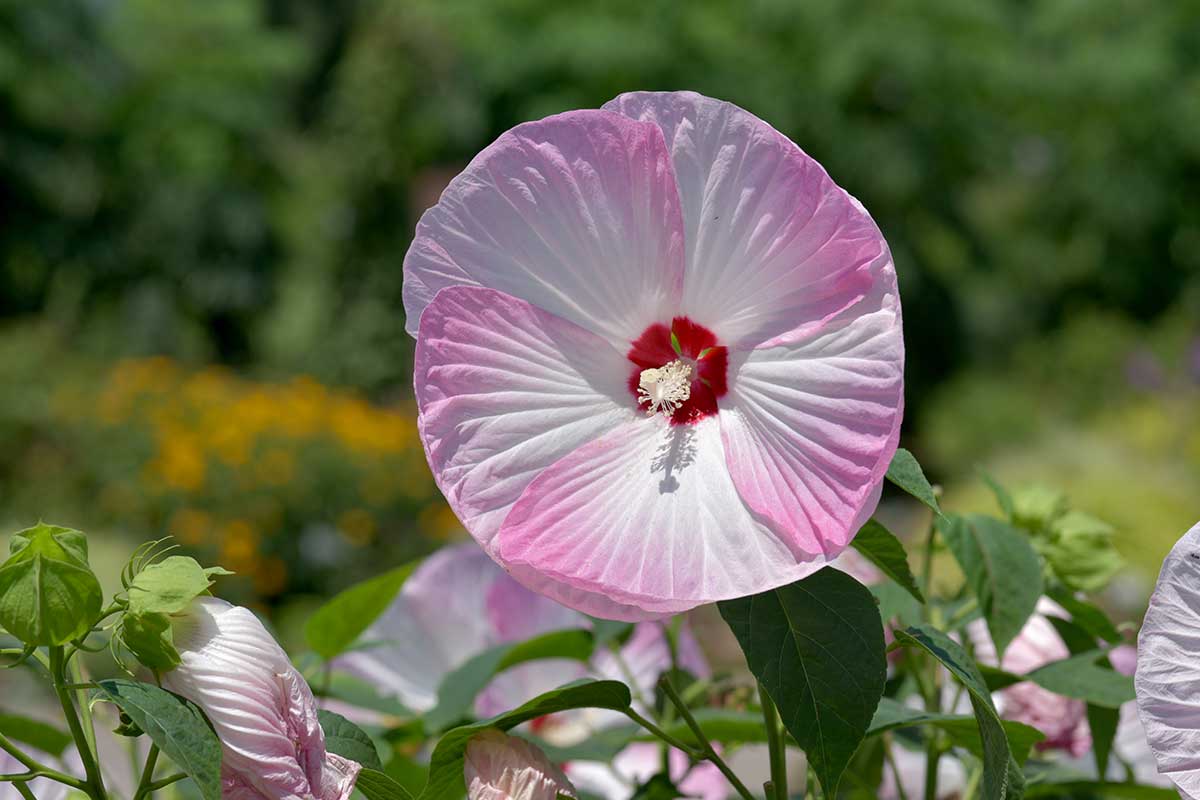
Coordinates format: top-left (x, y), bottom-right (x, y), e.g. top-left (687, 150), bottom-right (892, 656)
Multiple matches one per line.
top-left (162, 598), bottom-right (360, 800)
top-left (566, 744), bottom-right (726, 800)
top-left (465, 730), bottom-right (576, 800)
top-left (1136, 520), bottom-right (1200, 799)
top-left (968, 598), bottom-right (1091, 757)
top-left (404, 90), bottom-right (904, 620)
top-left (337, 544), bottom-right (726, 800)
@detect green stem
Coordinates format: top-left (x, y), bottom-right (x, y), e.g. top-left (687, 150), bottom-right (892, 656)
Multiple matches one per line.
top-left (621, 708), bottom-right (703, 759)
top-left (656, 677), bottom-right (758, 800)
top-left (0, 732), bottom-right (90, 790)
top-left (919, 518), bottom-right (942, 800)
top-left (883, 737), bottom-right (911, 800)
top-left (759, 684), bottom-right (787, 800)
top-left (132, 745), bottom-right (161, 800)
top-left (143, 773), bottom-right (187, 793)
top-left (49, 647), bottom-right (107, 800)
top-left (13, 782), bottom-right (36, 800)
top-left (923, 741), bottom-right (941, 800)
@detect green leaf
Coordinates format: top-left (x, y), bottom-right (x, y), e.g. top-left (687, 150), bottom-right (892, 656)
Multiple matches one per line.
top-left (420, 680), bottom-right (631, 800)
top-left (892, 625), bottom-right (1020, 800)
top-left (96, 679), bottom-right (222, 800)
top-left (127, 556), bottom-right (227, 615)
top-left (851, 519), bottom-right (925, 603)
top-left (718, 567), bottom-right (886, 797)
top-left (885, 449), bottom-right (941, 514)
top-left (118, 610), bottom-right (181, 671)
top-left (0, 712), bottom-right (72, 756)
top-left (1041, 511), bottom-right (1124, 593)
top-left (1044, 585), bottom-right (1122, 644)
top-left (1026, 649), bottom-right (1134, 708)
top-left (0, 522), bottom-right (103, 646)
top-left (867, 698), bottom-right (1044, 765)
top-left (318, 708), bottom-right (383, 771)
top-left (978, 469), bottom-right (1015, 519)
top-left (306, 561), bottom-right (418, 660)
top-left (870, 580), bottom-right (923, 627)
top-left (383, 753), bottom-right (429, 798)
top-left (979, 665), bottom-right (1024, 692)
top-left (939, 513), bottom-right (1042, 659)
top-left (423, 628), bottom-right (594, 732)
top-left (1022, 783), bottom-right (1178, 799)
top-left (357, 768), bottom-right (417, 800)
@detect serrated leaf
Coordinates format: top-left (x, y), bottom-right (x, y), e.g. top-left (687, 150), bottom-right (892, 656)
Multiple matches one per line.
top-left (420, 680), bottom-right (631, 800)
top-left (96, 679), bottom-right (221, 800)
top-left (851, 519), bottom-right (925, 603)
top-left (718, 567), bottom-right (886, 797)
top-left (318, 708), bottom-right (383, 771)
top-left (939, 513), bottom-right (1042, 659)
top-left (306, 561), bottom-right (418, 660)
top-left (893, 625), bottom-right (1020, 799)
top-left (0, 713), bottom-right (72, 756)
top-left (423, 628), bottom-right (594, 732)
top-left (0, 522), bottom-right (103, 646)
top-left (885, 449), bottom-right (941, 514)
top-left (358, 768), bottom-right (416, 800)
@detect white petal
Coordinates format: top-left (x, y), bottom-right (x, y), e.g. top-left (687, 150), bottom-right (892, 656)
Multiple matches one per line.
top-left (604, 91), bottom-right (894, 351)
top-left (1136, 520), bottom-right (1200, 799)
top-left (497, 416), bottom-right (829, 615)
top-left (718, 277), bottom-right (903, 555)
top-left (404, 109), bottom-right (685, 349)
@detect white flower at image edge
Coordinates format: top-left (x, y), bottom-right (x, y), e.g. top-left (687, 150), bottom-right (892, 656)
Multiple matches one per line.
top-left (161, 597), bottom-right (361, 800)
top-left (1136, 520), bottom-right (1200, 800)
top-left (465, 730), bottom-right (576, 800)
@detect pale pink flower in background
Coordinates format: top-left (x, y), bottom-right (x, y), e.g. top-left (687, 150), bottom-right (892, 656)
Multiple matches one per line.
top-left (0, 747), bottom-right (68, 800)
top-left (335, 544), bottom-right (727, 800)
top-left (567, 744), bottom-right (727, 800)
top-left (162, 598), bottom-right (361, 800)
top-left (879, 741), bottom-right (965, 800)
top-left (405, 90), bottom-right (904, 620)
top-left (1135, 520), bottom-right (1200, 799)
top-left (465, 730), bottom-right (576, 800)
top-left (968, 598), bottom-right (1091, 757)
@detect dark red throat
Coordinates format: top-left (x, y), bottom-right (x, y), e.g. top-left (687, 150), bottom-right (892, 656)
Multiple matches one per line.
top-left (627, 316), bottom-right (728, 425)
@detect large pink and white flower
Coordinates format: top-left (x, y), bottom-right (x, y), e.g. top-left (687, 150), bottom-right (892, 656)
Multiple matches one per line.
top-left (968, 598), bottom-right (1091, 757)
top-left (404, 90), bottom-right (905, 620)
top-left (161, 598), bottom-right (361, 800)
top-left (1135, 520), bottom-right (1200, 799)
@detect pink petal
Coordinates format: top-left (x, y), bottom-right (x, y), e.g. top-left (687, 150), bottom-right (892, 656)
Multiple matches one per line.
top-left (497, 416), bottom-right (830, 615)
top-left (416, 285), bottom-right (632, 552)
top-left (464, 730), bottom-right (576, 800)
top-left (718, 277), bottom-right (902, 555)
top-left (403, 109), bottom-right (685, 348)
top-left (968, 598), bottom-right (1091, 757)
top-left (1136, 520), bottom-right (1200, 799)
top-left (604, 91), bottom-right (896, 351)
top-left (335, 544), bottom-right (501, 712)
top-left (162, 598), bottom-right (361, 800)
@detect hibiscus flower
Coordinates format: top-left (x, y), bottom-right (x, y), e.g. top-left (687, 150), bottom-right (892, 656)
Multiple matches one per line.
top-left (405, 90), bottom-right (904, 620)
top-left (1135, 520), bottom-right (1200, 799)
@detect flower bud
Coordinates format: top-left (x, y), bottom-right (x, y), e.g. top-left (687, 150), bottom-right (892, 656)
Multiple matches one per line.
top-left (464, 730), bottom-right (576, 800)
top-left (161, 598), bottom-right (360, 799)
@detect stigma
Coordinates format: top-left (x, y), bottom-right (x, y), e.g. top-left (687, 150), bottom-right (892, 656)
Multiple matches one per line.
top-left (637, 360), bottom-right (693, 417)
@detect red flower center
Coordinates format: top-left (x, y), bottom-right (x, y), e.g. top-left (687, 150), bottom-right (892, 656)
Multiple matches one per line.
top-left (627, 317), bottom-right (728, 425)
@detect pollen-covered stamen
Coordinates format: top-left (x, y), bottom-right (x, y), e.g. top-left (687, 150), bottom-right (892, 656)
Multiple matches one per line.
top-left (637, 360), bottom-right (693, 417)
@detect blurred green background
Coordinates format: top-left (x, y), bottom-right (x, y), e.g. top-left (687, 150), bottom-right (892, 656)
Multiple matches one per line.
top-left (2, 0), bottom-right (1197, 618)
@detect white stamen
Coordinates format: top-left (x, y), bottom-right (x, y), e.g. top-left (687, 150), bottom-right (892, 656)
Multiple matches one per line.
top-left (637, 360), bottom-right (693, 417)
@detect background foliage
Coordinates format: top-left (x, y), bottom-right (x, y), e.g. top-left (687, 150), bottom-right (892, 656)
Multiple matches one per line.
top-left (1, 0), bottom-right (1197, 611)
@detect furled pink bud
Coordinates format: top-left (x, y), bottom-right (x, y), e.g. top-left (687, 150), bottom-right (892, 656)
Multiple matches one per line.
top-left (161, 598), bottom-right (360, 799)
top-left (464, 730), bottom-right (577, 800)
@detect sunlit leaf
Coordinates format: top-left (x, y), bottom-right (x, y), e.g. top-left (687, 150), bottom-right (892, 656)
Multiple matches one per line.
top-left (306, 561), bottom-right (418, 660)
